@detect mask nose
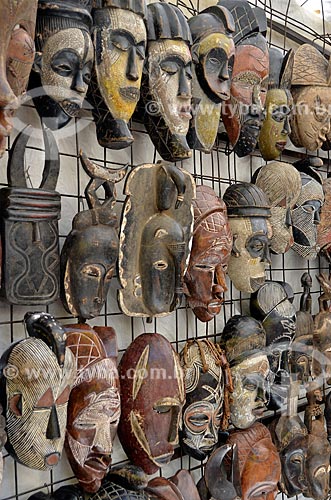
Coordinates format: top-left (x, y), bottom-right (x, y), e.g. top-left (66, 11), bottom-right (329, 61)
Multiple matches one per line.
top-left (275, 350), bottom-right (290, 383)
top-left (261, 243), bottom-right (271, 265)
top-left (177, 68), bottom-right (190, 97)
top-left (285, 207), bottom-right (292, 228)
top-left (218, 62), bottom-right (229, 81)
top-left (126, 47), bottom-right (139, 81)
top-left (71, 71), bottom-right (85, 94)
top-left (283, 116), bottom-right (291, 135)
top-left (46, 405), bottom-right (61, 440)
top-left (256, 384), bottom-right (267, 404)
top-left (314, 209), bottom-right (321, 225)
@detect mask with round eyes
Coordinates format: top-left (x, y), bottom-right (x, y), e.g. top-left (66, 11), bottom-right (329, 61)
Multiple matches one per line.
top-left (184, 186), bottom-right (233, 322)
top-left (0, 313), bottom-right (76, 470)
top-left (64, 324), bottom-right (120, 494)
top-left (87, 0), bottom-right (147, 149)
top-left (290, 44), bottom-right (331, 152)
top-left (187, 5), bottom-right (235, 152)
top-left (179, 339), bottom-right (232, 460)
top-left (139, 2), bottom-right (193, 162)
top-left (28, 0), bottom-right (94, 130)
top-left (223, 183), bottom-right (272, 294)
top-left (0, 0), bottom-right (37, 157)
top-left (60, 154), bottom-right (126, 321)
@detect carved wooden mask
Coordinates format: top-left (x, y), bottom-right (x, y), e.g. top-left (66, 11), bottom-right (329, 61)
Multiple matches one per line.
top-left (313, 273), bottom-right (331, 385)
top-left (118, 163), bottom-right (195, 318)
top-left (179, 339), bottom-right (232, 460)
top-left (0, 312), bottom-right (76, 470)
top-left (61, 153), bottom-right (126, 321)
top-left (253, 161), bottom-right (301, 254)
top-left (184, 185), bottom-right (232, 322)
top-left (304, 420), bottom-right (331, 500)
top-left (88, 0), bottom-right (147, 149)
top-left (65, 324), bottom-right (120, 493)
top-left (223, 182), bottom-right (272, 293)
top-left (118, 333), bottom-right (185, 474)
top-left (0, 0), bottom-right (37, 157)
top-left (222, 315), bottom-right (269, 429)
top-left (187, 5), bottom-right (235, 152)
top-left (225, 423), bottom-right (281, 500)
top-left (28, 485), bottom-right (84, 500)
top-left (290, 44), bottom-right (331, 152)
top-left (140, 2), bottom-right (193, 162)
top-left (0, 403), bottom-right (6, 486)
top-left (258, 48), bottom-right (293, 161)
top-left (317, 177), bottom-right (331, 262)
top-left (0, 126), bottom-right (61, 305)
top-left (146, 469), bottom-right (201, 500)
top-left (29, 0), bottom-right (93, 129)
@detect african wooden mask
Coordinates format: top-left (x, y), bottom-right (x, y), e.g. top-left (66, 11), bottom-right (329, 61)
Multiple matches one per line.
top-left (312, 273), bottom-right (331, 385)
top-left (223, 182), bottom-right (272, 293)
top-left (0, 126), bottom-right (61, 305)
top-left (179, 339), bottom-right (233, 460)
top-left (0, 0), bottom-right (37, 157)
top-left (29, 0), bottom-right (93, 129)
top-left (146, 469), bottom-right (201, 500)
top-left (28, 485), bottom-right (84, 500)
top-left (184, 185), bottom-right (232, 322)
top-left (250, 280), bottom-right (296, 409)
top-left (187, 5), bottom-right (235, 152)
top-left (0, 312), bottom-right (76, 470)
top-left (0, 404), bottom-right (6, 485)
top-left (317, 177), bottom-right (331, 261)
top-left (139, 2), bottom-right (192, 162)
top-left (253, 161), bottom-right (301, 254)
top-left (88, 0), bottom-right (147, 149)
top-left (221, 315), bottom-right (269, 429)
top-left (118, 163), bottom-right (195, 318)
top-left (118, 333), bottom-right (185, 474)
top-left (60, 153), bottom-right (126, 321)
top-left (65, 324), bottom-right (120, 493)
top-left (258, 48), bottom-right (293, 161)
top-left (225, 423), bottom-right (281, 500)
top-left (290, 44), bottom-right (331, 151)
top-left (269, 415), bottom-right (309, 498)
top-left (291, 165), bottom-right (324, 260)
top-left (304, 420), bottom-right (331, 500)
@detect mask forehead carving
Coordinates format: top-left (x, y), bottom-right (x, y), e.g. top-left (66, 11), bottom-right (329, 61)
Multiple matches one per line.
top-left (290, 44), bottom-right (331, 152)
top-left (223, 182), bottom-right (272, 293)
top-left (222, 315), bottom-right (269, 429)
top-left (118, 333), bottom-right (185, 474)
top-left (253, 162), bottom-right (301, 254)
top-left (65, 324), bottom-right (120, 493)
top-left (88, 0), bottom-right (147, 149)
top-left (0, 127), bottom-right (61, 305)
top-left (0, 313), bottom-right (76, 470)
top-left (118, 163), bottom-right (195, 318)
top-left (60, 153), bottom-right (126, 320)
top-left (184, 185), bottom-right (232, 322)
top-left (140, 2), bottom-right (193, 162)
top-left (0, 0), bottom-right (37, 157)
top-left (179, 339), bottom-right (232, 460)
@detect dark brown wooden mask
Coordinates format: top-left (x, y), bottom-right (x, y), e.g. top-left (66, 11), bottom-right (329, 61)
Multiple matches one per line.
top-left (0, 312), bottom-right (76, 470)
top-left (60, 153), bottom-right (126, 321)
top-left (28, 485), bottom-right (84, 500)
top-left (146, 470), bottom-right (201, 500)
top-left (88, 464), bottom-right (150, 500)
top-left (225, 423), bottom-right (281, 500)
top-left (0, 126), bottom-right (61, 305)
top-left (87, 0), bottom-right (147, 149)
top-left (0, 0), bottom-right (37, 157)
top-left (317, 177), bottom-right (331, 261)
top-left (179, 339), bottom-right (233, 460)
top-left (184, 186), bottom-right (232, 322)
top-left (118, 163), bottom-right (195, 318)
top-left (118, 333), bottom-right (185, 474)
top-left (139, 2), bottom-right (193, 162)
top-left (64, 324), bottom-right (120, 493)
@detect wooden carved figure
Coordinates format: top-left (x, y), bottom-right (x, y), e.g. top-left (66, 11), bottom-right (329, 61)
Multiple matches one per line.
top-left (221, 315), bottom-right (270, 429)
top-left (29, 0), bottom-right (94, 130)
top-left (118, 163), bottom-right (195, 318)
top-left (223, 182), bottom-right (272, 293)
top-left (184, 185), bottom-right (232, 322)
top-left (0, 126), bottom-right (61, 305)
top-left (290, 44), bottom-right (331, 151)
top-left (64, 324), bottom-right (120, 493)
top-left (0, 312), bottom-right (76, 470)
top-left (253, 162), bottom-right (301, 254)
top-left (140, 2), bottom-right (193, 162)
top-left (88, 0), bottom-right (147, 149)
top-left (0, 0), bottom-right (38, 157)
top-left (313, 273), bottom-right (331, 385)
top-left (187, 5), bottom-right (235, 152)
top-left (118, 333), bottom-right (185, 474)
top-left (60, 152), bottom-right (126, 321)
top-left (258, 48), bottom-right (293, 160)
top-left (179, 339), bottom-right (233, 460)
top-left (317, 177), bottom-right (331, 261)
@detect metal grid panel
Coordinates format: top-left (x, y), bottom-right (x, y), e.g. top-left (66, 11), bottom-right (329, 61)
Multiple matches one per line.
top-left (1, 0), bottom-right (331, 498)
